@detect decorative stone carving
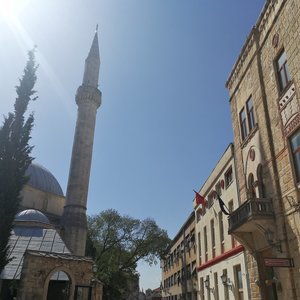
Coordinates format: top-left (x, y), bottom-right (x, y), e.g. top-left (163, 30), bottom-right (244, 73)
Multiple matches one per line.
top-left (278, 83), bottom-right (300, 135)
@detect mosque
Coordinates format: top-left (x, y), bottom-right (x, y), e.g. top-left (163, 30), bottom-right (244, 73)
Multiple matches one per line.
top-left (0, 29), bottom-right (103, 300)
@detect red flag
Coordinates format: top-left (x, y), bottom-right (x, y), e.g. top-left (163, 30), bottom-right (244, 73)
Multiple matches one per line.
top-left (193, 190), bottom-right (205, 206)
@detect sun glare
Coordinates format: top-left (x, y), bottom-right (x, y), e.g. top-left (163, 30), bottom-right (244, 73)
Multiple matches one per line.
top-left (0, 0), bottom-right (32, 24)
top-left (0, 0), bottom-right (14, 19)
top-left (0, 0), bottom-right (17, 22)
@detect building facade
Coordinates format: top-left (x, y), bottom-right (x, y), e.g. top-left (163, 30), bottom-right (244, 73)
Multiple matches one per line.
top-left (226, 0), bottom-right (300, 299)
top-left (193, 144), bottom-right (250, 300)
top-left (161, 212), bottom-right (197, 300)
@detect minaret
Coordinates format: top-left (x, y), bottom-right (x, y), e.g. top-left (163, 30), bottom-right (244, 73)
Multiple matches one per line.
top-left (62, 28), bottom-right (101, 256)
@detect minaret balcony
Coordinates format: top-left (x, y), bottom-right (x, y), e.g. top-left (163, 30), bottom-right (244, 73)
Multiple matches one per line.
top-left (228, 198), bottom-right (274, 234)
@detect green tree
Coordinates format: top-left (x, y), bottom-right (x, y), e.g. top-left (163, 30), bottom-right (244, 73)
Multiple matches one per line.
top-left (0, 50), bottom-right (38, 273)
top-left (87, 209), bottom-right (171, 299)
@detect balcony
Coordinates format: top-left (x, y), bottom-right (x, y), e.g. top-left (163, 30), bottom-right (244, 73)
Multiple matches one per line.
top-left (228, 198), bottom-right (274, 234)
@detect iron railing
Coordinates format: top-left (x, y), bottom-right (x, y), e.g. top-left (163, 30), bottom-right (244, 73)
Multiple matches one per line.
top-left (228, 198), bottom-right (274, 233)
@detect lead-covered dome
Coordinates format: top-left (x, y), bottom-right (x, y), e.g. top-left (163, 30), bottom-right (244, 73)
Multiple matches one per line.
top-left (25, 163), bottom-right (64, 196)
top-left (15, 209), bottom-right (50, 224)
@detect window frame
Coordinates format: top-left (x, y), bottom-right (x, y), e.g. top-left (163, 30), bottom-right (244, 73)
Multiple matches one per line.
top-left (218, 211), bottom-right (225, 254)
top-left (246, 96), bottom-right (256, 131)
top-left (239, 107), bottom-right (248, 141)
top-left (224, 166), bottom-right (233, 188)
top-left (276, 49), bottom-right (291, 93)
top-left (228, 201), bottom-right (238, 247)
top-left (204, 226), bottom-right (208, 262)
top-left (211, 219), bottom-right (216, 258)
top-left (234, 264), bottom-right (244, 300)
top-left (290, 128), bottom-right (300, 183)
top-left (198, 232), bottom-right (202, 265)
top-left (208, 193), bottom-right (214, 208)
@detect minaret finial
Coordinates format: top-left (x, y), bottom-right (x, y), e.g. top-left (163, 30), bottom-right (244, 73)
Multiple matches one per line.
top-left (82, 28), bottom-right (100, 87)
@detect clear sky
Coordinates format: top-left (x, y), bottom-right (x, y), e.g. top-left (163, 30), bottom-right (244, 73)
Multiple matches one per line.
top-left (0, 0), bottom-right (264, 291)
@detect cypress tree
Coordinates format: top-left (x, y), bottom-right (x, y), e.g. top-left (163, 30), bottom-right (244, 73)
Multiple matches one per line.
top-left (0, 49), bottom-right (38, 273)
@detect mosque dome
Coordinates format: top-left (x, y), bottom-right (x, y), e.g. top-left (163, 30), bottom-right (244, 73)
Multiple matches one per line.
top-left (25, 163), bottom-right (64, 197)
top-left (15, 209), bottom-right (50, 224)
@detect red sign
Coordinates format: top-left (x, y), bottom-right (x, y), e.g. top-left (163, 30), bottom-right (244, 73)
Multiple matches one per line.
top-left (264, 258), bottom-right (294, 268)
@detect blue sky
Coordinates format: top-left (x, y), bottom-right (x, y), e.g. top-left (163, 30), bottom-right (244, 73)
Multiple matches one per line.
top-left (0, 0), bottom-right (264, 291)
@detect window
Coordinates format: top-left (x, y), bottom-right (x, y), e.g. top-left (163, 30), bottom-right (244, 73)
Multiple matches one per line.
top-left (248, 173), bottom-right (256, 198)
top-left (191, 231), bottom-right (195, 249)
top-left (206, 276), bottom-right (211, 300)
top-left (208, 193), bottom-right (214, 208)
top-left (198, 232), bottom-right (202, 265)
top-left (246, 97), bottom-right (256, 131)
top-left (176, 245), bottom-right (180, 260)
top-left (219, 212), bottom-right (225, 253)
top-left (291, 129), bottom-right (300, 182)
top-left (186, 264), bottom-right (191, 279)
top-left (200, 277), bottom-right (204, 300)
top-left (177, 271), bottom-right (181, 285)
top-left (234, 264), bottom-right (244, 300)
top-left (240, 108), bottom-right (248, 140)
top-left (216, 181), bottom-right (222, 196)
top-left (192, 260), bottom-right (197, 277)
top-left (257, 164), bottom-right (265, 198)
top-left (214, 272), bottom-right (219, 300)
top-left (211, 219), bottom-right (216, 258)
top-left (204, 226), bottom-right (208, 262)
top-left (223, 269), bottom-right (229, 300)
top-left (239, 96), bottom-right (257, 141)
top-left (75, 286), bottom-right (92, 300)
top-left (276, 50), bottom-right (291, 92)
top-left (228, 201), bottom-right (238, 247)
top-left (196, 209), bottom-right (202, 222)
top-left (225, 166), bottom-right (233, 188)
top-left (181, 268), bottom-right (185, 281)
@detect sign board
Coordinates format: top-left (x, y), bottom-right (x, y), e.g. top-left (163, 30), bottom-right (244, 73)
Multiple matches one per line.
top-left (264, 258), bottom-right (294, 268)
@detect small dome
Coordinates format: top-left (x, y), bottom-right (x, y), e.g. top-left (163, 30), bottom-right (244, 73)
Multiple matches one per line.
top-left (25, 163), bottom-right (64, 196)
top-left (16, 209), bottom-right (50, 224)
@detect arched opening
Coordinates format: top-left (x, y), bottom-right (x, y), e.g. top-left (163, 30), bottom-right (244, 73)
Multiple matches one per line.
top-left (248, 173), bottom-right (256, 198)
top-left (47, 271), bottom-right (71, 300)
top-left (257, 164), bottom-right (265, 198)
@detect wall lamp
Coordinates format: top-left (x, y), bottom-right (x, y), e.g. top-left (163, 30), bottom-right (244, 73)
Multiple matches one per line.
top-left (92, 264), bottom-right (97, 274)
top-left (220, 272), bottom-right (233, 290)
top-left (204, 276), bottom-right (214, 292)
top-left (204, 277), bottom-right (210, 289)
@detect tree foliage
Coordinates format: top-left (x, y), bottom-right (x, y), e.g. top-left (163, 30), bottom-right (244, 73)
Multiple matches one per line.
top-left (86, 209), bottom-right (171, 299)
top-left (0, 50), bottom-right (38, 273)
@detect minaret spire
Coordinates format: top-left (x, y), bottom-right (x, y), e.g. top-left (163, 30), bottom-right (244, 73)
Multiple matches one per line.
top-left (82, 29), bottom-right (100, 87)
top-left (62, 29), bottom-right (102, 256)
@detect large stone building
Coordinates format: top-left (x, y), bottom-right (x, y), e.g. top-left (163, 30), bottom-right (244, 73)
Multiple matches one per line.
top-left (161, 212), bottom-right (197, 300)
top-left (193, 144), bottom-right (250, 300)
top-left (0, 29), bottom-right (103, 300)
top-left (226, 0), bottom-right (300, 299)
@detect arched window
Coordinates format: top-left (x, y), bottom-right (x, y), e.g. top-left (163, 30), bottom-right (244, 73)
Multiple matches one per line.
top-left (248, 173), bottom-right (256, 198)
top-left (47, 271), bottom-right (71, 300)
top-left (257, 164), bottom-right (265, 198)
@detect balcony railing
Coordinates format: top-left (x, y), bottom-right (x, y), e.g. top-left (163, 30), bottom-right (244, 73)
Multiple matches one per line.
top-left (228, 198), bottom-right (274, 233)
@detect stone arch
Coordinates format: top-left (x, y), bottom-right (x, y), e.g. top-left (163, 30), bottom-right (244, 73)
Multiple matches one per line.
top-left (43, 266), bottom-right (76, 300)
